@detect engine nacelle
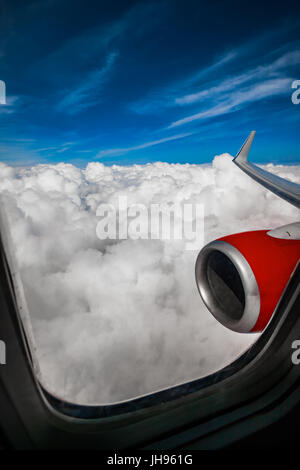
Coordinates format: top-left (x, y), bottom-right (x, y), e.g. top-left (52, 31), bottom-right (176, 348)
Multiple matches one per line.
top-left (195, 229), bottom-right (300, 333)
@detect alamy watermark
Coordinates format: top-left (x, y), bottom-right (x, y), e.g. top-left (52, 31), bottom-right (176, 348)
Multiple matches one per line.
top-left (291, 80), bottom-right (300, 105)
top-left (0, 80), bottom-right (6, 105)
top-left (96, 196), bottom-right (204, 250)
top-left (292, 340), bottom-right (300, 365)
top-left (0, 340), bottom-right (6, 365)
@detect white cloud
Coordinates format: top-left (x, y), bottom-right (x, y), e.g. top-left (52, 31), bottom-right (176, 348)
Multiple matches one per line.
top-left (0, 157), bottom-right (299, 404)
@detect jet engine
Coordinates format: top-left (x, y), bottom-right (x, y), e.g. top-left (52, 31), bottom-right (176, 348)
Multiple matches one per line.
top-left (195, 225), bottom-right (300, 332)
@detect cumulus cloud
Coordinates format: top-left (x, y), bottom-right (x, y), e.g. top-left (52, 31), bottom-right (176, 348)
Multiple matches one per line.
top-left (0, 156), bottom-right (299, 404)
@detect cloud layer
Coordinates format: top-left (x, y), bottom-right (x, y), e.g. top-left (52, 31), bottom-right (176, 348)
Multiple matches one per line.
top-left (0, 156), bottom-right (299, 404)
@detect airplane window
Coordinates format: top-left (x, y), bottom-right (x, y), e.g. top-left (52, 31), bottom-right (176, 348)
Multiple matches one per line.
top-left (4, 156), bottom-right (300, 405)
top-left (1, 2), bottom-right (299, 409)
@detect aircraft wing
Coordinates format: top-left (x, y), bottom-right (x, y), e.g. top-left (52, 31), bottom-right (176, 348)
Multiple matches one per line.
top-left (233, 131), bottom-right (300, 208)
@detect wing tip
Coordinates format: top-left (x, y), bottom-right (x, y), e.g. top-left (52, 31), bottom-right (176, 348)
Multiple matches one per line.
top-left (234, 130), bottom-right (256, 163)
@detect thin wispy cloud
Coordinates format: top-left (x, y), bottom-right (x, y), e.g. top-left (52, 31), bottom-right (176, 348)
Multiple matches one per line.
top-left (125, 46), bottom-right (299, 144)
top-left (162, 48), bottom-right (300, 128)
top-left (168, 78), bottom-right (291, 128)
top-left (175, 50), bottom-right (300, 106)
top-left (56, 141), bottom-right (78, 153)
top-left (128, 27), bottom-right (300, 116)
top-left (129, 50), bottom-right (239, 115)
top-left (97, 132), bottom-right (194, 158)
top-left (57, 51), bottom-right (119, 114)
top-left (33, 2), bottom-right (162, 88)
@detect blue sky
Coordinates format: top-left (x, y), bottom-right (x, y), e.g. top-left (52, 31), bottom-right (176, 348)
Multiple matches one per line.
top-left (0, 0), bottom-right (300, 167)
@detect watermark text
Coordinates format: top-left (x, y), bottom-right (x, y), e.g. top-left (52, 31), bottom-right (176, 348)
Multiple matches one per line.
top-left (0, 340), bottom-right (6, 365)
top-left (96, 196), bottom-right (204, 250)
top-left (0, 80), bottom-right (6, 105)
top-left (292, 340), bottom-right (300, 365)
top-left (291, 80), bottom-right (300, 105)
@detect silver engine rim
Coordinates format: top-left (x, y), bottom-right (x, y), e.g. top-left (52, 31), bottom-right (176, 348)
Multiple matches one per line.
top-left (195, 240), bottom-right (261, 333)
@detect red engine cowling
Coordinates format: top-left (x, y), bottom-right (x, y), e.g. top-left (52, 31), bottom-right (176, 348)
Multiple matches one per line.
top-left (195, 230), bottom-right (300, 333)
